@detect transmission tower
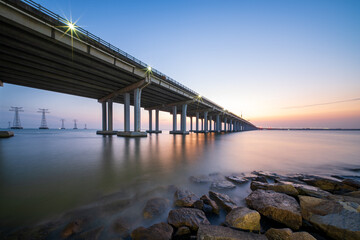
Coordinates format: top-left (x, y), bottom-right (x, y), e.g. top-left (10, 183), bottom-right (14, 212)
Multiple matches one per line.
top-left (73, 119), bottom-right (78, 129)
top-left (9, 107), bottom-right (24, 129)
top-left (8, 121), bottom-right (11, 128)
top-left (38, 108), bottom-right (50, 129)
top-left (60, 119), bottom-right (65, 129)
top-left (84, 124), bottom-right (87, 129)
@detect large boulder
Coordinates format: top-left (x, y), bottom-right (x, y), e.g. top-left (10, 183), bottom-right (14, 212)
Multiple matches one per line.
top-left (291, 232), bottom-right (316, 240)
top-left (342, 178), bottom-right (360, 189)
top-left (0, 131), bottom-right (14, 138)
top-left (174, 189), bottom-right (198, 207)
top-left (265, 228), bottom-right (292, 240)
top-left (200, 195), bottom-right (220, 214)
top-left (299, 195), bottom-right (360, 240)
top-left (303, 176), bottom-right (357, 194)
top-left (293, 184), bottom-right (331, 198)
top-left (167, 208), bottom-right (210, 231)
top-left (143, 197), bottom-right (169, 219)
top-left (211, 180), bottom-right (236, 190)
top-left (246, 190), bottom-right (302, 230)
top-left (131, 222), bottom-right (173, 240)
top-left (226, 175), bottom-right (249, 184)
top-left (250, 181), bottom-right (299, 197)
top-left (225, 207), bottom-right (261, 231)
top-left (209, 191), bottom-right (237, 212)
top-left (197, 225), bottom-right (267, 240)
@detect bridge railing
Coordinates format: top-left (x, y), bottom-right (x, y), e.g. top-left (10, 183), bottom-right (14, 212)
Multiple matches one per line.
top-left (21, 0), bottom-right (199, 96)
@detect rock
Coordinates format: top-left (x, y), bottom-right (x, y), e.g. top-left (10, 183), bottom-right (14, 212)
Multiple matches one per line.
top-left (210, 180), bottom-right (236, 190)
top-left (250, 181), bottom-right (299, 197)
top-left (190, 175), bottom-right (211, 183)
top-left (252, 171), bottom-right (279, 179)
top-left (246, 190), bottom-right (302, 230)
top-left (201, 195), bottom-right (220, 214)
top-left (226, 175), bottom-right (249, 184)
top-left (0, 131), bottom-right (14, 138)
top-left (343, 179), bottom-right (360, 189)
top-left (299, 195), bottom-right (360, 240)
top-left (225, 207), bottom-right (261, 231)
top-left (131, 222), bottom-right (173, 240)
top-left (255, 176), bottom-right (268, 183)
top-left (143, 197), bottom-right (169, 219)
top-left (61, 220), bottom-right (83, 238)
top-left (344, 190), bottom-right (360, 198)
top-left (197, 225), bottom-right (267, 239)
top-left (167, 208), bottom-right (210, 231)
top-left (174, 226), bottom-right (191, 237)
top-left (112, 218), bottom-right (130, 237)
top-left (303, 176), bottom-right (357, 194)
top-left (209, 191), bottom-right (237, 213)
top-left (193, 200), bottom-right (204, 210)
top-left (75, 226), bottom-right (103, 240)
top-left (291, 232), bottom-right (316, 240)
top-left (174, 189), bottom-right (198, 207)
top-left (265, 228), bottom-right (293, 240)
top-left (293, 184), bottom-right (331, 198)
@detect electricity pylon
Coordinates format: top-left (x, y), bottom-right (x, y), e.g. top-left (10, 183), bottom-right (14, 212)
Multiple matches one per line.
top-left (9, 107), bottom-right (24, 129)
top-left (73, 119), bottom-right (78, 129)
top-left (38, 108), bottom-right (50, 129)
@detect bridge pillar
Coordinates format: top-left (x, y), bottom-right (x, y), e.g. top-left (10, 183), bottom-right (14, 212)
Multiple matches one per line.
top-left (102, 102), bottom-right (107, 131)
top-left (147, 109), bottom-right (162, 134)
top-left (181, 104), bottom-right (188, 134)
top-left (216, 114), bottom-right (220, 132)
top-left (204, 111), bottom-right (208, 133)
top-left (108, 100), bottom-right (113, 132)
top-left (148, 110), bottom-right (153, 131)
top-left (196, 112), bottom-right (199, 132)
top-left (118, 89), bottom-right (147, 137)
top-left (230, 119), bottom-right (232, 132)
top-left (201, 119), bottom-right (203, 131)
top-left (224, 117), bottom-right (227, 132)
top-left (209, 115), bottom-right (213, 132)
top-left (172, 106), bottom-right (177, 132)
top-left (190, 116), bottom-right (193, 132)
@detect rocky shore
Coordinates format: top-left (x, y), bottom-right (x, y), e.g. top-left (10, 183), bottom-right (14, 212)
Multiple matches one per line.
top-left (2, 171), bottom-right (359, 240)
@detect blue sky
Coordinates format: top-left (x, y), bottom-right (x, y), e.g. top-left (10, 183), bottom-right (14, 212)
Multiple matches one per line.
top-left (1, 0), bottom-right (359, 129)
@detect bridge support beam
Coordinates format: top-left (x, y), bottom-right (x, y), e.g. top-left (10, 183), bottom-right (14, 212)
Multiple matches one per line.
top-left (102, 102), bottom-right (107, 131)
top-left (209, 116), bottom-right (213, 132)
top-left (196, 112), bottom-right (199, 132)
top-left (171, 104), bottom-right (189, 134)
top-left (147, 109), bottom-right (162, 134)
top-left (97, 100), bottom-right (117, 135)
top-left (223, 117), bottom-right (227, 132)
top-left (216, 114), bottom-right (220, 132)
top-left (124, 93), bottom-right (130, 131)
top-left (204, 111), bottom-right (208, 133)
top-left (190, 117), bottom-right (193, 132)
top-left (230, 119), bottom-right (232, 132)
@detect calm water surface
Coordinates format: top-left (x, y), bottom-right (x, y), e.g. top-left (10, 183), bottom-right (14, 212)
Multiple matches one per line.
top-left (0, 129), bottom-right (359, 232)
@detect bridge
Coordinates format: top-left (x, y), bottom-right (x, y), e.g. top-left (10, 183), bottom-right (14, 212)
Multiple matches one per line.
top-left (0, 0), bottom-right (257, 137)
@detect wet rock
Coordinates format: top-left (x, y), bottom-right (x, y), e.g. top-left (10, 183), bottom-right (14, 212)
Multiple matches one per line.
top-left (211, 180), bottom-right (236, 190)
top-left (246, 190), bottom-right (302, 230)
top-left (225, 207), bottom-right (261, 231)
top-left (61, 220), bottom-right (83, 238)
top-left (0, 131), bottom-right (14, 138)
top-left (293, 184), bottom-right (331, 198)
top-left (174, 189), bottom-right (198, 207)
top-left (174, 226), bottom-right (191, 237)
top-left (344, 190), bottom-right (360, 198)
top-left (252, 171), bottom-right (279, 179)
top-left (300, 195), bottom-right (360, 240)
top-left (291, 232), bottom-right (316, 240)
top-left (131, 222), bottom-right (173, 240)
top-left (250, 181), bottom-right (299, 197)
top-left (201, 194), bottom-right (220, 214)
top-left (197, 225), bottom-right (267, 239)
top-left (112, 218), bottom-right (130, 238)
top-left (143, 197), bottom-right (170, 219)
top-left (265, 228), bottom-right (293, 240)
top-left (343, 178), bottom-right (360, 189)
top-left (189, 175), bottom-right (211, 183)
top-left (167, 208), bottom-right (210, 231)
top-left (226, 175), bottom-right (249, 184)
top-left (75, 226), bottom-right (103, 240)
top-left (209, 191), bottom-right (237, 213)
top-left (255, 176), bottom-right (268, 183)
top-left (193, 200), bottom-right (204, 210)
top-left (303, 176), bottom-right (357, 194)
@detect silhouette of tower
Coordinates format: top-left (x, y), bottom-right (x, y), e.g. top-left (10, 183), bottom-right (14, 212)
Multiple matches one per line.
top-left (60, 119), bottom-right (65, 129)
top-left (38, 109), bottom-right (50, 129)
top-left (84, 124), bottom-right (87, 129)
top-left (8, 121), bottom-right (11, 129)
top-left (73, 119), bottom-right (78, 129)
top-left (9, 107), bottom-right (24, 129)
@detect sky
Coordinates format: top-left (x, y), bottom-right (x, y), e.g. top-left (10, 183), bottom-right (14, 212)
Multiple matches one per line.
top-left (1, 0), bottom-right (360, 129)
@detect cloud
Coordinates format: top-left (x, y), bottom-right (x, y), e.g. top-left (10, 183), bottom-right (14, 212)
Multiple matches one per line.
top-left (283, 97), bottom-right (360, 109)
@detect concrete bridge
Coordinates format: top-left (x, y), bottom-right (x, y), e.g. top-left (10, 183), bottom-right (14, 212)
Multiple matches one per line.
top-left (0, 0), bottom-right (257, 137)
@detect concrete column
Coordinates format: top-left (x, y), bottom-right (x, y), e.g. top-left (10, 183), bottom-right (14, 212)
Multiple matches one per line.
top-left (181, 104), bottom-right (187, 132)
top-left (124, 93), bottom-right (130, 131)
top-left (155, 109), bottom-right (160, 131)
top-left (190, 117), bottom-right (193, 131)
top-left (209, 116), bottom-right (212, 131)
top-left (196, 112), bottom-right (199, 131)
top-left (204, 111), bottom-right (208, 132)
top-left (134, 88), bottom-right (141, 132)
top-left (172, 106), bottom-right (177, 131)
top-left (107, 100), bottom-right (113, 132)
top-left (102, 101), bottom-right (107, 131)
top-left (214, 118), bottom-right (216, 131)
top-left (224, 117), bottom-right (227, 132)
top-left (216, 114), bottom-right (220, 132)
top-left (230, 119), bottom-right (232, 132)
top-left (201, 119), bottom-right (203, 131)
top-left (148, 110), bottom-right (152, 132)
